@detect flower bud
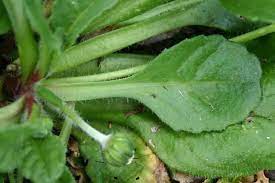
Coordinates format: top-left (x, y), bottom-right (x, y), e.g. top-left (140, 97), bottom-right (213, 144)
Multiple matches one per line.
top-left (103, 132), bottom-right (135, 167)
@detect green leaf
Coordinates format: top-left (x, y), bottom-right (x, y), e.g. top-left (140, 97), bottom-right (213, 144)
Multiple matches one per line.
top-left (50, 0), bottom-right (119, 46)
top-left (0, 118), bottom-right (53, 172)
top-left (55, 167), bottom-right (75, 183)
top-left (46, 35), bottom-right (261, 133)
top-left (20, 136), bottom-right (66, 183)
top-left (220, 0), bottom-right (275, 23)
top-left (24, 0), bottom-right (59, 77)
top-left (99, 54), bottom-right (154, 73)
top-left (0, 1), bottom-right (10, 35)
top-left (0, 125), bottom-right (29, 172)
top-left (2, 0), bottom-right (38, 82)
top-left (51, 53), bottom-right (153, 78)
top-left (50, 0), bottom-right (173, 45)
top-left (50, 0), bottom-right (91, 36)
top-left (28, 117), bottom-right (54, 139)
top-left (77, 99), bottom-right (140, 114)
top-left (82, 0), bottom-right (174, 34)
top-left (24, 0), bottom-right (54, 45)
top-left (255, 61), bottom-right (275, 119)
top-left (49, 0), bottom-right (250, 74)
top-left (0, 98), bottom-right (24, 126)
top-left (130, 115), bottom-right (275, 178)
top-left (73, 122), bottom-right (164, 182)
top-left (119, 0), bottom-right (204, 25)
top-left (77, 106), bottom-right (275, 178)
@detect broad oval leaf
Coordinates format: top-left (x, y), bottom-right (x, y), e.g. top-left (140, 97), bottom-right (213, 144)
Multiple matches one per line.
top-left (0, 118), bottom-right (53, 172)
top-left (0, 125), bottom-right (29, 172)
top-left (73, 122), bottom-right (169, 182)
top-left (47, 35), bottom-right (262, 133)
top-left (124, 35), bottom-right (261, 132)
top-left (77, 105), bottom-right (275, 178)
top-left (255, 61), bottom-right (275, 118)
top-left (220, 0), bottom-right (275, 23)
top-left (127, 114), bottom-right (275, 178)
top-left (20, 136), bottom-right (66, 183)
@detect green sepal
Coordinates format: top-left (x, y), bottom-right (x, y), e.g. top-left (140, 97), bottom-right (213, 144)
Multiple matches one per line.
top-left (73, 122), bottom-right (165, 182)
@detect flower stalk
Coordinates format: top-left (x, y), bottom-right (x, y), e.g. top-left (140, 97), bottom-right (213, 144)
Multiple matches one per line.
top-left (35, 85), bottom-right (111, 147)
top-left (230, 23), bottom-right (275, 43)
top-left (35, 85), bottom-right (135, 166)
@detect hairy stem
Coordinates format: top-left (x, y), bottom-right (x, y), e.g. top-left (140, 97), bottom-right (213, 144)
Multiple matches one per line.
top-left (35, 85), bottom-right (111, 147)
top-left (59, 101), bottom-right (76, 145)
top-left (230, 24), bottom-right (275, 43)
top-left (42, 79), bottom-right (138, 102)
top-left (50, 53), bottom-right (153, 79)
top-left (60, 118), bottom-right (73, 145)
top-left (61, 103), bottom-right (111, 148)
top-left (44, 64), bottom-right (147, 84)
